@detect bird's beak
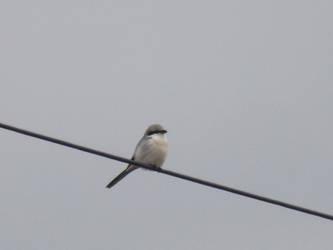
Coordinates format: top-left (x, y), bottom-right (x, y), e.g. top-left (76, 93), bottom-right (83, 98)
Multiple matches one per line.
top-left (161, 130), bottom-right (167, 134)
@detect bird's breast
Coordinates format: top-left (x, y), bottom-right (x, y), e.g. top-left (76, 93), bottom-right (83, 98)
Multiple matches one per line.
top-left (147, 134), bottom-right (168, 167)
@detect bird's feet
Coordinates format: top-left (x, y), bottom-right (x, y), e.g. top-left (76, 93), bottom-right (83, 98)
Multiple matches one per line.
top-left (148, 164), bottom-right (160, 171)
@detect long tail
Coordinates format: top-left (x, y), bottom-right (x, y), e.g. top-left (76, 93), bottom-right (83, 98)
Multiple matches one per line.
top-left (105, 165), bottom-right (137, 189)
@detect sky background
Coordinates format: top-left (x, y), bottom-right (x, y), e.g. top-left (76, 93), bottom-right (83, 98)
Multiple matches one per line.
top-left (1, 0), bottom-right (332, 249)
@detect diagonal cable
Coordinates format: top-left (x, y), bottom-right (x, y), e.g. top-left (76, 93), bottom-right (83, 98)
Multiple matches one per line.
top-left (0, 122), bottom-right (332, 221)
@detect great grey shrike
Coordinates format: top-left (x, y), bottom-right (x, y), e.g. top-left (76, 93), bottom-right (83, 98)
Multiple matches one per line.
top-left (106, 124), bottom-right (168, 189)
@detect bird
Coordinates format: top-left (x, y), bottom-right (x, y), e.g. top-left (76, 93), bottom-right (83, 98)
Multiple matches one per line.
top-left (106, 124), bottom-right (168, 189)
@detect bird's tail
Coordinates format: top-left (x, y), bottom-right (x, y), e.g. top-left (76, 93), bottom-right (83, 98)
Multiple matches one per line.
top-left (105, 165), bottom-right (137, 189)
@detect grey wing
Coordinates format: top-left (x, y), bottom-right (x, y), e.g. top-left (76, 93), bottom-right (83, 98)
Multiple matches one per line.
top-left (132, 136), bottom-right (152, 163)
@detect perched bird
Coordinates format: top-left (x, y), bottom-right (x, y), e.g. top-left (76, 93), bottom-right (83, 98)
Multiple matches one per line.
top-left (106, 124), bottom-right (168, 189)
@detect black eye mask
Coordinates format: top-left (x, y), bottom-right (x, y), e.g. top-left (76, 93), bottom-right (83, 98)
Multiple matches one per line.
top-left (147, 130), bottom-right (167, 136)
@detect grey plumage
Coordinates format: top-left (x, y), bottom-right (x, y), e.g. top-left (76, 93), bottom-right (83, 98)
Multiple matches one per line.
top-left (106, 124), bottom-right (168, 189)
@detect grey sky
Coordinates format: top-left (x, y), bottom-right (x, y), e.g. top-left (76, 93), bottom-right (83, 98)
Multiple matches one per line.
top-left (0, 0), bottom-right (332, 249)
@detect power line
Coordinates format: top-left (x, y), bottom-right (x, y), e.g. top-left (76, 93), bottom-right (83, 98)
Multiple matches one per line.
top-left (0, 122), bottom-right (332, 221)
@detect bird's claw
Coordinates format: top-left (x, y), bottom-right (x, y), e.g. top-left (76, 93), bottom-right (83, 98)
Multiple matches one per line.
top-left (148, 164), bottom-right (160, 171)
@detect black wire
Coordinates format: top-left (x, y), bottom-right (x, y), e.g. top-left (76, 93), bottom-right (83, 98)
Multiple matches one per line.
top-left (0, 122), bottom-right (332, 221)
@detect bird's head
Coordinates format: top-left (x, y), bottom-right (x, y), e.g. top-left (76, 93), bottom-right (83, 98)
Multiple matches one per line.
top-left (144, 124), bottom-right (167, 136)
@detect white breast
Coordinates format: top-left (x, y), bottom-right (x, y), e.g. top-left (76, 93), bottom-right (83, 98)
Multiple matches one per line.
top-left (146, 134), bottom-right (168, 167)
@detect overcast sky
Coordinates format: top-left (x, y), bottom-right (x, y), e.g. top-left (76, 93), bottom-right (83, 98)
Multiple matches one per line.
top-left (1, 1), bottom-right (332, 249)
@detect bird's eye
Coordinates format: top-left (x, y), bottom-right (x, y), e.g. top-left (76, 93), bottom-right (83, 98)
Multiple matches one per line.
top-left (147, 130), bottom-right (167, 136)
